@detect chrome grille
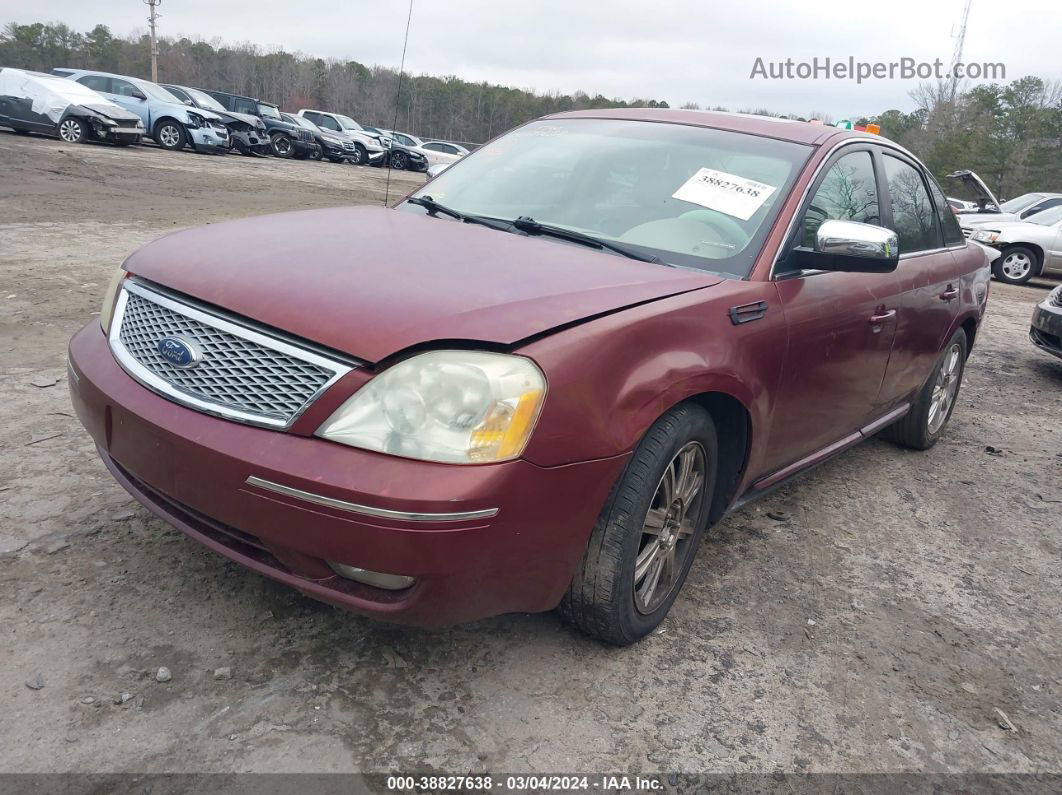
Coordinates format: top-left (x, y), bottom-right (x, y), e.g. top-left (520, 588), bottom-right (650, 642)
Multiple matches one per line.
top-left (1051, 288), bottom-right (1062, 308)
top-left (111, 282), bottom-right (351, 428)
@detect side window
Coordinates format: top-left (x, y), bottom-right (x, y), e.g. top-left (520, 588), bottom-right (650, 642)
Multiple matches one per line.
top-left (234, 98), bottom-right (256, 115)
top-left (110, 79), bottom-right (140, 97)
top-left (397, 134), bottom-right (414, 146)
top-left (926, 173), bottom-right (965, 246)
top-left (166, 86), bottom-right (189, 103)
top-left (883, 155), bottom-right (939, 254)
top-left (77, 75), bottom-right (110, 92)
top-left (423, 142), bottom-right (442, 152)
top-left (800, 151), bottom-right (880, 247)
top-left (1024, 198), bottom-right (1062, 218)
top-left (440, 144), bottom-right (459, 154)
top-left (316, 115), bottom-right (341, 132)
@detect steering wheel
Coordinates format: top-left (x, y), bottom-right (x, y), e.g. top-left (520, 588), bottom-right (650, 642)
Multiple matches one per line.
top-left (676, 208), bottom-right (751, 247)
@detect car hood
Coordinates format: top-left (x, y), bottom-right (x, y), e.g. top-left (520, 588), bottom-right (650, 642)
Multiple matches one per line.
top-left (960, 212), bottom-right (1020, 228)
top-left (947, 170), bottom-right (1001, 212)
top-left (80, 103), bottom-right (141, 124)
top-left (976, 220), bottom-right (1056, 237)
top-left (160, 101), bottom-right (222, 121)
top-left (215, 109), bottom-right (262, 128)
top-left (124, 206), bottom-right (721, 362)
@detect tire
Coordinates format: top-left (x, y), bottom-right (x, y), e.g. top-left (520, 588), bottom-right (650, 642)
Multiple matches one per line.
top-left (992, 246), bottom-right (1039, 285)
top-left (558, 403), bottom-right (718, 645)
top-left (153, 120), bottom-right (186, 151)
top-left (349, 144), bottom-right (368, 166)
top-left (327, 155), bottom-right (344, 163)
top-left (271, 133), bottom-right (294, 158)
top-left (881, 328), bottom-right (968, 450)
top-left (58, 116), bottom-right (88, 144)
top-left (389, 150), bottom-right (408, 170)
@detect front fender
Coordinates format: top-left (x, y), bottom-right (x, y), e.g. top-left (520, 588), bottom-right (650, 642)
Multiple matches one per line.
top-left (518, 279), bottom-right (784, 473)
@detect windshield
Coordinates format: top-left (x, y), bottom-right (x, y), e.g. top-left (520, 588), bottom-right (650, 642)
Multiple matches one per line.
top-left (134, 79), bottom-right (184, 103)
top-left (336, 114), bottom-right (363, 131)
top-left (1029, 205), bottom-right (1062, 226)
top-left (258, 103), bottom-right (281, 120)
top-left (400, 118), bottom-right (810, 276)
top-left (183, 87), bottom-right (226, 113)
top-left (1000, 193), bottom-right (1044, 213)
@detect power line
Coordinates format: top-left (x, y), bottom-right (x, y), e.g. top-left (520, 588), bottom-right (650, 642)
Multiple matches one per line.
top-left (949, 0), bottom-right (973, 104)
top-left (144, 0), bottom-right (162, 82)
top-left (384, 0), bottom-right (414, 207)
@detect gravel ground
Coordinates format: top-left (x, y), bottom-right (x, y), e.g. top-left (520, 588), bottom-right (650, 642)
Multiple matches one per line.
top-left (0, 132), bottom-right (1060, 778)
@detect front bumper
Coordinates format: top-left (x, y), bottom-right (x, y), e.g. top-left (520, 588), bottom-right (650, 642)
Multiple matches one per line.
top-left (1030, 296), bottom-right (1062, 359)
top-left (67, 323), bottom-right (625, 627)
top-left (188, 125), bottom-right (229, 154)
top-left (229, 129), bottom-right (270, 154)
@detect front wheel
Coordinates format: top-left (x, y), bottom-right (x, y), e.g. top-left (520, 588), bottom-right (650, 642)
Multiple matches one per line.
top-left (881, 328), bottom-right (968, 450)
top-left (271, 133), bottom-right (294, 158)
top-left (992, 246), bottom-right (1039, 285)
top-left (58, 117), bottom-right (88, 144)
top-left (558, 403), bottom-right (717, 645)
top-left (389, 150), bottom-right (408, 170)
top-left (154, 120), bottom-right (186, 151)
top-left (349, 144), bottom-right (368, 166)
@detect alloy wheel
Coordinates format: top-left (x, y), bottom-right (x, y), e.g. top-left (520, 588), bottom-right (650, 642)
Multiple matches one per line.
top-left (1001, 252), bottom-right (1032, 281)
top-left (273, 135), bottom-right (291, 156)
top-left (158, 124), bottom-right (181, 148)
top-left (927, 342), bottom-right (962, 434)
top-left (633, 441), bottom-right (706, 614)
top-left (59, 119), bottom-right (82, 142)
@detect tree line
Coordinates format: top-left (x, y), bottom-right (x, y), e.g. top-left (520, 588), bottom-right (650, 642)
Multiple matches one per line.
top-left (2, 21), bottom-right (1059, 197)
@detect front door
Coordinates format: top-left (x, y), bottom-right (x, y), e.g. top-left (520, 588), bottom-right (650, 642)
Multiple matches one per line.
top-left (766, 147), bottom-right (902, 470)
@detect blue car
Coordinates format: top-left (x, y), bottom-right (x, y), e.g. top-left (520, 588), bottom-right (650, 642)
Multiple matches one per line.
top-left (51, 68), bottom-right (229, 154)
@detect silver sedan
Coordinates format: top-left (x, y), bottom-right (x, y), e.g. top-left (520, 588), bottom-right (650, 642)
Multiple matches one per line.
top-left (967, 205), bottom-right (1062, 285)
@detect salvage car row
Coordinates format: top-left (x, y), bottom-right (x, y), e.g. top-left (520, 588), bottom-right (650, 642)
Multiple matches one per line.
top-left (0, 66), bottom-right (467, 172)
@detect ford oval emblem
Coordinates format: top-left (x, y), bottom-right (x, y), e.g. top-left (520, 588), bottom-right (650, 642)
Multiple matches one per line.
top-left (157, 336), bottom-right (202, 368)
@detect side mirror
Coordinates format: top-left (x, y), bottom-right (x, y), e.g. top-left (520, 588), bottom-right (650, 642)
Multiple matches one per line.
top-left (792, 219), bottom-right (899, 273)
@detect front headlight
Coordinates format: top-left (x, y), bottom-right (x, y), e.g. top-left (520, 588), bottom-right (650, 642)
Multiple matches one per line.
top-left (100, 267), bottom-right (128, 334)
top-left (973, 230), bottom-right (1000, 243)
top-left (186, 111), bottom-right (205, 129)
top-left (316, 351), bottom-right (546, 464)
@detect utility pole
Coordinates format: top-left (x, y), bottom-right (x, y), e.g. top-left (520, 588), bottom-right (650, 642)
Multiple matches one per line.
top-left (145, 0), bottom-right (162, 82)
top-left (948, 0), bottom-right (973, 104)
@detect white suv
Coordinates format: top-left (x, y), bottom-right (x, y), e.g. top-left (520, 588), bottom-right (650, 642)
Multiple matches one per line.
top-left (297, 110), bottom-right (385, 165)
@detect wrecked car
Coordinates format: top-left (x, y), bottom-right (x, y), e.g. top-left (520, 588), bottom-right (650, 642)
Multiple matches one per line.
top-left (0, 67), bottom-right (144, 145)
top-left (51, 68), bottom-right (229, 154)
top-left (68, 110), bottom-right (989, 645)
top-left (163, 84), bottom-right (270, 156)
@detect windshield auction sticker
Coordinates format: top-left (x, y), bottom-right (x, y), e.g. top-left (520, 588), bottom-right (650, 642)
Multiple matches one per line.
top-left (672, 168), bottom-right (776, 221)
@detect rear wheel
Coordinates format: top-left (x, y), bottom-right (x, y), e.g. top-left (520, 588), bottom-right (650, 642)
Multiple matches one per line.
top-left (58, 117), bottom-right (88, 144)
top-left (271, 133), bottom-right (294, 158)
top-left (558, 403), bottom-right (717, 645)
top-left (154, 120), bottom-right (186, 151)
top-left (992, 246), bottom-right (1039, 285)
top-left (881, 328), bottom-right (967, 450)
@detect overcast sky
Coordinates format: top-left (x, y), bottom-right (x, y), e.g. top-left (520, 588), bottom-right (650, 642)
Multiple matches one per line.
top-left (5, 0), bottom-right (1060, 117)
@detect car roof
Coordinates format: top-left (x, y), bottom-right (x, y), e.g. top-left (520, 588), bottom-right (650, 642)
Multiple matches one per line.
top-left (543, 108), bottom-right (865, 147)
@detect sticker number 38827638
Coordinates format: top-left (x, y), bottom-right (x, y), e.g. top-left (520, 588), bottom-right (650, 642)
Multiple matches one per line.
top-left (671, 168), bottom-right (776, 222)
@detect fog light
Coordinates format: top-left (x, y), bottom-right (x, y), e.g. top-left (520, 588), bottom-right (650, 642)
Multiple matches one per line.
top-left (327, 561), bottom-right (416, 590)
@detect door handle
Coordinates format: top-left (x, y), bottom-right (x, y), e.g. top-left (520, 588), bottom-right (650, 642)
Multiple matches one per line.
top-left (868, 309), bottom-right (896, 324)
top-left (939, 285), bottom-right (959, 301)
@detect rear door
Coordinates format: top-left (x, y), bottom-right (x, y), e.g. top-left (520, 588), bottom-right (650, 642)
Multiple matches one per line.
top-left (876, 154), bottom-right (970, 403)
top-left (767, 146), bottom-right (904, 466)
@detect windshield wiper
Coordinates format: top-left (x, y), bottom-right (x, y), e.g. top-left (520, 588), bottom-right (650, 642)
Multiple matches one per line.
top-left (406, 196), bottom-right (513, 232)
top-left (511, 216), bottom-right (660, 263)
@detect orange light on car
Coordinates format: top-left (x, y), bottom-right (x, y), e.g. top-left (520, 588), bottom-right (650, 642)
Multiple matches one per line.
top-left (866, 123), bottom-right (881, 135)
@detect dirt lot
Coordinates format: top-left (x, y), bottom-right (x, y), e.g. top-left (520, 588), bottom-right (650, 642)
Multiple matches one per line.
top-left (1, 132), bottom-right (1060, 778)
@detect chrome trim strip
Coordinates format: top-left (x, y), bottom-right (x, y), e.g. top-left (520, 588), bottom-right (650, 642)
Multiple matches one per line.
top-left (109, 281), bottom-right (353, 429)
top-left (244, 475), bottom-right (500, 522)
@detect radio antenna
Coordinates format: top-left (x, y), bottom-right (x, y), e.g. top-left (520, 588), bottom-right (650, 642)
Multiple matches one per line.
top-left (384, 0), bottom-right (414, 207)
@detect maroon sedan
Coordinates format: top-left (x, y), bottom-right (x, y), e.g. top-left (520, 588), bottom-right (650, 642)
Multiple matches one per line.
top-left (68, 110), bottom-right (988, 644)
